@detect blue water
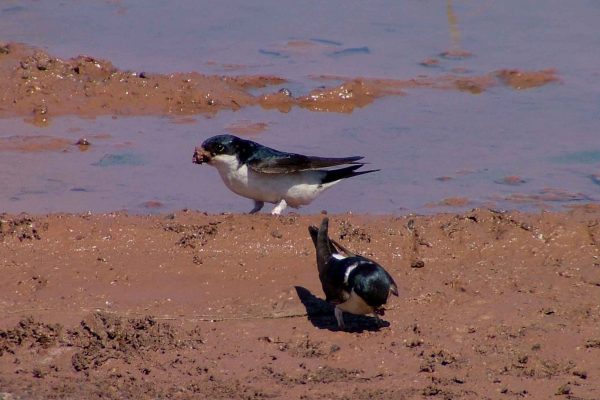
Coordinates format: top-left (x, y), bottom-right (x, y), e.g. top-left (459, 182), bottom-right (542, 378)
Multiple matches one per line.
top-left (0, 0), bottom-right (598, 214)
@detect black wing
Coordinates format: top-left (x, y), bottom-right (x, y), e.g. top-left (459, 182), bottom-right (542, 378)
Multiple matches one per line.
top-left (245, 146), bottom-right (364, 174)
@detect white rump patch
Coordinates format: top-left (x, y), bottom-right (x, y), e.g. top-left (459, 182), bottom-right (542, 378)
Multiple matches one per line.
top-left (343, 262), bottom-right (359, 285)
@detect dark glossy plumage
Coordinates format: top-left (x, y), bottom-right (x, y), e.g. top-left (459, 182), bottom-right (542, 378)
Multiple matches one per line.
top-left (195, 134), bottom-right (380, 215)
top-left (308, 218), bottom-right (398, 308)
top-left (201, 134), bottom-right (365, 173)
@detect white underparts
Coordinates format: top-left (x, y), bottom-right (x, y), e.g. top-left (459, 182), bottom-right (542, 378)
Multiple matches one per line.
top-left (208, 154), bottom-right (341, 210)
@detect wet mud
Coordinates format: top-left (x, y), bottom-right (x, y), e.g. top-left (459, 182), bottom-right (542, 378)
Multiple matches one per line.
top-left (1, 208), bottom-right (599, 399)
top-left (0, 42), bottom-right (558, 123)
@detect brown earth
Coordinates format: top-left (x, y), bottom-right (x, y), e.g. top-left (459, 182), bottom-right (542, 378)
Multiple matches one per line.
top-left (0, 42), bottom-right (559, 124)
top-left (0, 40), bottom-right (588, 399)
top-left (1, 207), bottom-right (599, 399)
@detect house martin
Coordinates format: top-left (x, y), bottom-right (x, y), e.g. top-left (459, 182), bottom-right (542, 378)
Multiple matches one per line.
top-left (308, 217), bottom-right (398, 329)
top-left (193, 134), bottom-right (378, 214)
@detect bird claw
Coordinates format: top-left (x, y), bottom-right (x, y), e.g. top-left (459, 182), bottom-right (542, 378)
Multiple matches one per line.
top-left (271, 199), bottom-right (288, 215)
top-left (249, 201), bottom-right (264, 214)
top-left (334, 307), bottom-right (345, 330)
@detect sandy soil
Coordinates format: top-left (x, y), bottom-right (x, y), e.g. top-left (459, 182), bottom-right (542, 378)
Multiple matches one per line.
top-left (1, 207), bottom-right (599, 399)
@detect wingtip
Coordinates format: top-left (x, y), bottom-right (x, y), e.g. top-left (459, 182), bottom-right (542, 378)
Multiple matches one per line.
top-left (348, 155), bottom-right (365, 163)
top-left (350, 167), bottom-right (381, 178)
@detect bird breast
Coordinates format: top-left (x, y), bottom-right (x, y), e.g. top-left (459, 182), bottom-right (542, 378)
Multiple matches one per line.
top-left (337, 290), bottom-right (375, 315)
top-left (210, 155), bottom-right (333, 206)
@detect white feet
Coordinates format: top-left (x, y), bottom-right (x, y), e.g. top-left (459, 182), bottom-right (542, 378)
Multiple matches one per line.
top-left (270, 199), bottom-right (288, 215)
top-left (249, 200), bottom-right (264, 214)
top-left (334, 306), bottom-right (345, 330)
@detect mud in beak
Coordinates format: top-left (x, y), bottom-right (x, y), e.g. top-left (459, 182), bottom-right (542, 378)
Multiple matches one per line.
top-left (192, 147), bottom-right (212, 164)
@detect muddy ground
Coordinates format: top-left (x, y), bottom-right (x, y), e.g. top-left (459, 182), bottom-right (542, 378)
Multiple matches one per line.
top-left (0, 41), bottom-right (595, 399)
top-left (0, 42), bottom-right (558, 125)
top-left (1, 207), bottom-right (599, 399)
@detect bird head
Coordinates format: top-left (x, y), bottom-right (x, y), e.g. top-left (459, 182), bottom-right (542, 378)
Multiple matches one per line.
top-left (193, 134), bottom-right (241, 165)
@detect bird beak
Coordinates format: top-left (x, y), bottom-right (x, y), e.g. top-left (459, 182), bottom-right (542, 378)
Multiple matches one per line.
top-left (374, 307), bottom-right (385, 316)
top-left (192, 147), bottom-right (212, 164)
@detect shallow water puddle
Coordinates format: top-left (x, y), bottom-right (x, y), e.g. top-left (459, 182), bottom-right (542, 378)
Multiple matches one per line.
top-left (0, 90), bottom-right (597, 215)
top-left (0, 0), bottom-right (598, 214)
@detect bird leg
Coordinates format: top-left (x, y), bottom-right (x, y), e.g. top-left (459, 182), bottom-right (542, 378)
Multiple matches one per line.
top-left (334, 306), bottom-right (345, 330)
top-left (249, 200), bottom-right (264, 214)
top-left (270, 199), bottom-right (288, 215)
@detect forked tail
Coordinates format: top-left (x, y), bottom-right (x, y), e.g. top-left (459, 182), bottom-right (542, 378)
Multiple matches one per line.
top-left (307, 217), bottom-right (333, 275)
top-left (321, 164), bottom-right (380, 184)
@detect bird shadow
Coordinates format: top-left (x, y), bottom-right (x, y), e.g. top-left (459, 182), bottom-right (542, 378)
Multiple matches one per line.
top-left (294, 286), bottom-right (389, 333)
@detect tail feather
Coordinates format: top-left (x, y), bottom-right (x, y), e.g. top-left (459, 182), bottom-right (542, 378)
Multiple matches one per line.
top-left (307, 218), bottom-right (334, 276)
top-left (321, 165), bottom-right (380, 184)
top-left (309, 223), bottom-right (337, 258)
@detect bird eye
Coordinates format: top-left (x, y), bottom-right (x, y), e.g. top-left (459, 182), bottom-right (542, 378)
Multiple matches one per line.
top-left (215, 144), bottom-right (224, 152)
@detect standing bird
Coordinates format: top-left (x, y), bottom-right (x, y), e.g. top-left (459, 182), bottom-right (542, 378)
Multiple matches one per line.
top-left (192, 134), bottom-right (378, 215)
top-left (308, 217), bottom-right (398, 330)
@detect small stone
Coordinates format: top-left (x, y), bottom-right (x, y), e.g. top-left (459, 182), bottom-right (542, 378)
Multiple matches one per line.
top-left (440, 49), bottom-right (472, 59)
top-left (411, 260), bottom-right (425, 269)
top-left (32, 368), bottom-right (45, 378)
top-left (517, 354), bottom-right (528, 364)
top-left (142, 200), bottom-right (164, 209)
top-left (420, 58), bottom-right (440, 67)
top-left (585, 339), bottom-right (600, 348)
top-left (406, 338), bottom-right (423, 348)
top-left (573, 370), bottom-right (587, 379)
top-left (495, 175), bottom-right (527, 186)
top-left (75, 138), bottom-right (91, 146)
top-left (555, 384), bottom-right (571, 395)
top-left (422, 385), bottom-right (440, 396)
top-left (34, 51), bottom-right (51, 70)
top-left (419, 363), bottom-right (433, 373)
top-left (192, 255), bottom-right (203, 265)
